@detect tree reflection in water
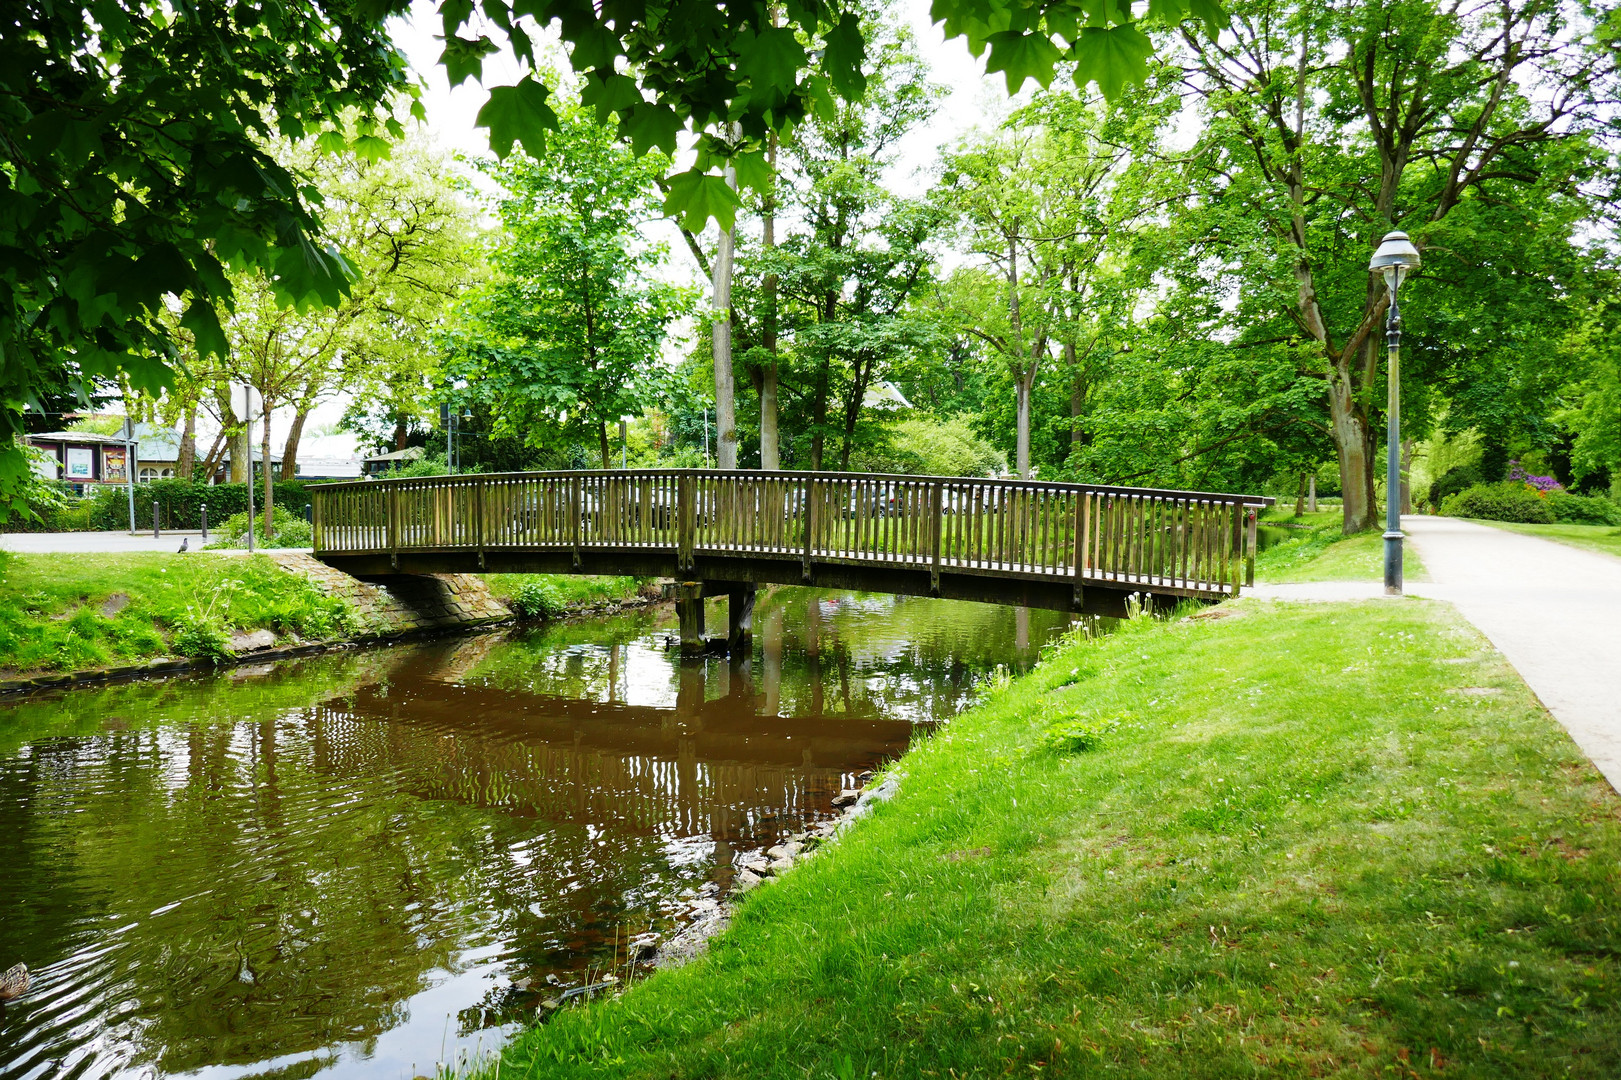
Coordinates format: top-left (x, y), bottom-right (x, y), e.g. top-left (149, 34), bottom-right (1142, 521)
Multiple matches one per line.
top-left (0, 589), bottom-right (1081, 1079)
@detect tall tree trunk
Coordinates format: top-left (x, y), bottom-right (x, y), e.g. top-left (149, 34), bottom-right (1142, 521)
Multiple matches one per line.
top-left (1328, 367), bottom-right (1378, 532)
top-left (178, 405), bottom-right (197, 479)
top-left (809, 359), bottom-right (830, 471)
top-left (838, 355), bottom-right (873, 471)
top-left (598, 421), bottom-right (612, 469)
top-left (261, 407), bottom-right (275, 537)
top-left (759, 133), bottom-right (781, 470)
top-left (1066, 340), bottom-right (1083, 464)
top-left (1295, 474), bottom-right (1308, 517)
top-left (1400, 438), bottom-right (1414, 515)
top-left (1015, 376), bottom-right (1033, 479)
top-left (711, 154), bottom-right (739, 470)
top-left (198, 430), bottom-right (226, 484)
top-left (280, 407), bottom-right (310, 481)
top-left (393, 412), bottom-right (409, 452)
top-left (229, 420), bottom-right (251, 484)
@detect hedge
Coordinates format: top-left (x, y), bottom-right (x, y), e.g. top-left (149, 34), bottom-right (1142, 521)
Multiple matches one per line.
top-left (85, 479), bottom-right (317, 531)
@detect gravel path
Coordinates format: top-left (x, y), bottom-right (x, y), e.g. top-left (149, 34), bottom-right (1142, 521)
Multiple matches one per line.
top-left (1251, 516), bottom-right (1621, 791)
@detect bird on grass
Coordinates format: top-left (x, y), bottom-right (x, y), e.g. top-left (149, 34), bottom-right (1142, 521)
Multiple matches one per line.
top-left (177, 537), bottom-right (189, 553)
top-left (0, 963), bottom-right (27, 1001)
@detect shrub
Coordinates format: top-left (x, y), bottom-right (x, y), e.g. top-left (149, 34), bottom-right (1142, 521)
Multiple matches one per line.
top-left (1440, 482), bottom-right (1555, 524)
top-left (1543, 491), bottom-right (1621, 526)
top-left (1428, 464), bottom-right (1482, 508)
top-left (510, 581), bottom-right (565, 620)
top-left (206, 506), bottom-right (313, 549)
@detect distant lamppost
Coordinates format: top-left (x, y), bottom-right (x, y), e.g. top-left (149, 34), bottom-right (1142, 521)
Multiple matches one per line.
top-left (1369, 230), bottom-right (1422, 595)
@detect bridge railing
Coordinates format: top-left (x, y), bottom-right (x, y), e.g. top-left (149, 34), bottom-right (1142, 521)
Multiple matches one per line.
top-left (313, 469), bottom-right (1272, 596)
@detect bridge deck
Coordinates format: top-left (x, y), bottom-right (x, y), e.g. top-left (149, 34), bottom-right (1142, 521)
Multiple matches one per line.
top-left (311, 469), bottom-right (1272, 615)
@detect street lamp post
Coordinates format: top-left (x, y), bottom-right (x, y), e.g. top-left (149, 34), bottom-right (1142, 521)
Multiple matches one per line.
top-left (1369, 230), bottom-right (1422, 595)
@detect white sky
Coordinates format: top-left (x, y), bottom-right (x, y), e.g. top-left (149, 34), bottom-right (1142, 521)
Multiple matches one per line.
top-left (141, 0), bottom-right (1007, 464)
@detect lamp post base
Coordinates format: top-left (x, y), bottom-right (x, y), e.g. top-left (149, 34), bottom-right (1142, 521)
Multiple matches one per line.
top-left (1383, 529), bottom-right (1404, 595)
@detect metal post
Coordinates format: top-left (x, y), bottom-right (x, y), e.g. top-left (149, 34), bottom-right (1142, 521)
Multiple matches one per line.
top-left (1383, 291), bottom-right (1403, 595)
top-left (304, 502), bottom-right (312, 524)
top-left (152, 500), bottom-right (159, 538)
top-left (244, 389), bottom-right (256, 555)
top-left (201, 502), bottom-right (208, 540)
top-left (124, 419), bottom-right (136, 534)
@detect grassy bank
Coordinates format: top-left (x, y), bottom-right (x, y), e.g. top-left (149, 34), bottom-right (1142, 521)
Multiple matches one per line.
top-left (1256, 514), bottom-right (1426, 583)
top-left (478, 573), bottom-right (652, 609)
top-left (0, 554), bottom-right (657, 680)
top-left (1474, 521), bottom-right (1621, 561)
top-left (482, 600), bottom-right (1620, 1078)
top-left (0, 551), bottom-right (355, 676)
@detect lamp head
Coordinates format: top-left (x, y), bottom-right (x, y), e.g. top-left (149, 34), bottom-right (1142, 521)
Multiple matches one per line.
top-left (1369, 230), bottom-right (1421, 290)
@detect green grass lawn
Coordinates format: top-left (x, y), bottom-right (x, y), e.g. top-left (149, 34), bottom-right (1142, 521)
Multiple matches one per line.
top-left (1473, 521), bottom-right (1621, 561)
top-left (1255, 516), bottom-right (1426, 583)
top-left (0, 551), bottom-right (354, 676)
top-left (480, 600), bottom-right (1621, 1079)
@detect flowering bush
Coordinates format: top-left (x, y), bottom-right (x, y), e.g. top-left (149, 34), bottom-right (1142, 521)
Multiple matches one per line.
top-left (1440, 482), bottom-right (1556, 523)
top-left (1507, 460), bottom-right (1563, 493)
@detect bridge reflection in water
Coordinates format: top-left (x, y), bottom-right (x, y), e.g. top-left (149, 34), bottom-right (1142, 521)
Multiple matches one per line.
top-left (0, 590), bottom-right (1073, 1080)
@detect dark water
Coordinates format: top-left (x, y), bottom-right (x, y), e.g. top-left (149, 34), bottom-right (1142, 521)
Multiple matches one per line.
top-left (0, 590), bottom-right (1075, 1080)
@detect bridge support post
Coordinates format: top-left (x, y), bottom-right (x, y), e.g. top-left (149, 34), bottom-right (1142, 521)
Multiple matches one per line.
top-left (676, 581), bottom-right (706, 655)
top-left (725, 585), bottom-right (756, 657)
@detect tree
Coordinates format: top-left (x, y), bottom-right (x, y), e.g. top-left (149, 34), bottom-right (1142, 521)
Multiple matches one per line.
top-left (448, 105), bottom-right (691, 467)
top-left (1, 0), bottom-right (416, 517)
top-left (156, 129), bottom-right (479, 531)
top-left (1172, 0), bottom-right (1614, 532)
top-left (940, 87), bottom-right (1163, 479)
top-left (741, 17), bottom-right (947, 471)
top-left (4, 0), bottom-right (1228, 519)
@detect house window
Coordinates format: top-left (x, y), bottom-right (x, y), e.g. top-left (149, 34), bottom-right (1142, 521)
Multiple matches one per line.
top-left (139, 467), bottom-right (158, 482)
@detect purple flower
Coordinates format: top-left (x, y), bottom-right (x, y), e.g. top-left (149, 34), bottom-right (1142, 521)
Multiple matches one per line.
top-left (1507, 461), bottom-right (1562, 493)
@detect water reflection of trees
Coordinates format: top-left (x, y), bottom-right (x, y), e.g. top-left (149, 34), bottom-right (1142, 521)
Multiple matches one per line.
top-left (0, 589), bottom-right (1075, 1080)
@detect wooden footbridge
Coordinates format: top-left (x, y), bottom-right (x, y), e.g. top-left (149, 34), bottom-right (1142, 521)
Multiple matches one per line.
top-left (312, 469), bottom-right (1271, 652)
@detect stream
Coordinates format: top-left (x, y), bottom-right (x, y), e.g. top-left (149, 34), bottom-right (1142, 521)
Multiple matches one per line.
top-left (0, 589), bottom-right (1079, 1080)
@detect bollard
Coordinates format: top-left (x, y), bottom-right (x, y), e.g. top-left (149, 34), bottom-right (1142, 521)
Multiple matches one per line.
top-left (152, 500), bottom-right (159, 538)
top-left (304, 502), bottom-right (312, 524)
top-left (200, 502), bottom-right (208, 540)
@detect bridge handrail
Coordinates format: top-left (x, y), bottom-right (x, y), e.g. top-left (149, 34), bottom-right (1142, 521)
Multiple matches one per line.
top-left (308, 467), bottom-right (1274, 507)
top-left (310, 468), bottom-right (1275, 598)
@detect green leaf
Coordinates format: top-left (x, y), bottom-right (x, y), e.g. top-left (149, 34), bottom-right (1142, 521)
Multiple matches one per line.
top-left (621, 103), bottom-right (683, 157)
top-left (822, 13), bottom-right (867, 100)
top-left (1188, 0), bottom-right (1231, 33)
top-left (477, 76), bottom-right (558, 159)
top-left (985, 31), bottom-right (1063, 94)
top-left (737, 27), bottom-right (806, 107)
top-left (1143, 0), bottom-right (1191, 25)
top-left (580, 72), bottom-right (644, 122)
top-left (568, 21), bottom-right (622, 72)
top-left (662, 169), bottom-right (741, 232)
top-left (1070, 24), bottom-right (1154, 100)
top-left (732, 148), bottom-right (773, 195)
top-left (440, 0), bottom-right (475, 37)
top-left (352, 134), bottom-right (393, 162)
top-left (440, 34), bottom-right (499, 87)
top-left (181, 299), bottom-right (227, 359)
top-left (315, 130), bottom-right (347, 155)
